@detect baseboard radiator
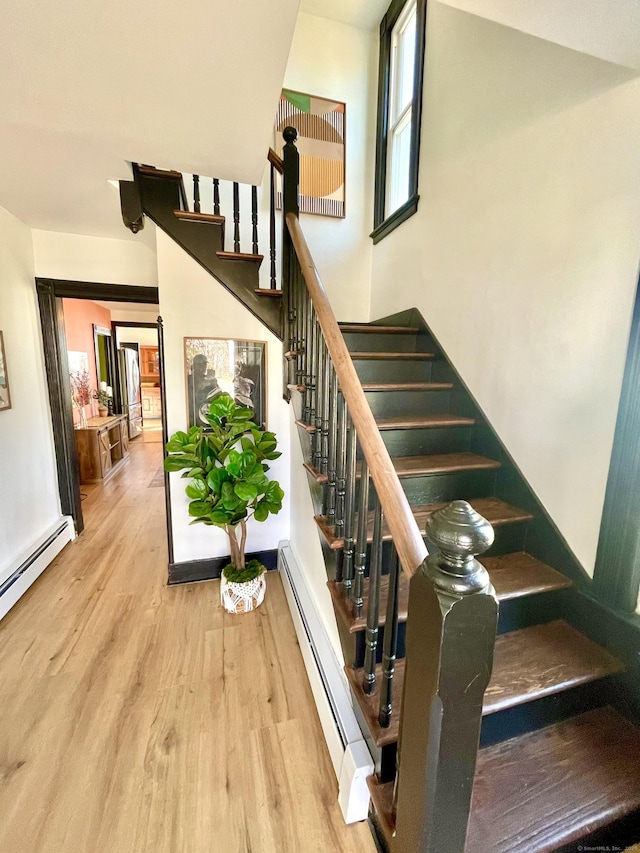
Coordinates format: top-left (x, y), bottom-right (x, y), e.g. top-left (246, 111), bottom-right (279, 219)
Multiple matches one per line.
top-left (0, 517), bottom-right (75, 621)
top-left (278, 542), bottom-right (373, 824)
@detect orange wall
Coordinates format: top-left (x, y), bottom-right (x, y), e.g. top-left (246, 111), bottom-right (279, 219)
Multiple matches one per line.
top-left (63, 298), bottom-right (112, 421)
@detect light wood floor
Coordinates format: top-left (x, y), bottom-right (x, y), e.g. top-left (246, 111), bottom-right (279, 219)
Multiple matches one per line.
top-left (0, 439), bottom-right (375, 853)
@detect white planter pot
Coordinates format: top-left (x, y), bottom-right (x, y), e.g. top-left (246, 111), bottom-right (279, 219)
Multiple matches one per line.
top-left (220, 573), bottom-right (266, 614)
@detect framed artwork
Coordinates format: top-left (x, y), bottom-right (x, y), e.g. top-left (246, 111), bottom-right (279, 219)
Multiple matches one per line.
top-left (0, 331), bottom-right (11, 411)
top-left (184, 338), bottom-right (267, 431)
top-left (274, 88), bottom-right (346, 218)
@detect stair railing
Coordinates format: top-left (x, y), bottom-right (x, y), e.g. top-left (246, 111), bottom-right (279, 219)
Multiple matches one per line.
top-left (280, 126), bottom-right (499, 852)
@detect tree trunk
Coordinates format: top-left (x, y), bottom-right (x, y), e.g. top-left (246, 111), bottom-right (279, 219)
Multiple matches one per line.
top-left (226, 523), bottom-right (246, 569)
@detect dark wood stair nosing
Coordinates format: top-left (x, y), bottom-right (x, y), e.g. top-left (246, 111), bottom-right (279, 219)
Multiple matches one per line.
top-left (255, 288), bottom-right (282, 296)
top-left (328, 551), bottom-right (572, 634)
top-left (316, 496), bottom-right (532, 550)
top-left (359, 381), bottom-right (452, 392)
top-left (304, 452), bottom-right (500, 485)
top-left (216, 250), bottom-right (264, 262)
top-left (347, 620), bottom-right (624, 749)
top-left (173, 210), bottom-right (226, 225)
top-left (296, 413), bottom-right (476, 434)
top-left (349, 351), bottom-right (436, 360)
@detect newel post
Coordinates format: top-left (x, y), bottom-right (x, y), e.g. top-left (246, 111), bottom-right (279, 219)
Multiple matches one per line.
top-left (393, 501), bottom-right (499, 853)
top-left (282, 126), bottom-right (299, 217)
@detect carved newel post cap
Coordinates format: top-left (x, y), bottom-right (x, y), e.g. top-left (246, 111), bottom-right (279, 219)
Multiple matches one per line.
top-left (283, 126), bottom-right (298, 144)
top-left (425, 500), bottom-right (495, 597)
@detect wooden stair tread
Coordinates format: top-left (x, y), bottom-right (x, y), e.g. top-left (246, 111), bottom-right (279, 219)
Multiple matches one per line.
top-left (216, 251), bottom-right (264, 262)
top-left (304, 452), bottom-right (499, 485)
top-left (316, 496), bottom-right (532, 549)
top-left (467, 706), bottom-right (640, 852)
top-left (368, 709), bottom-right (640, 851)
top-left (173, 210), bottom-right (225, 225)
top-left (137, 164), bottom-right (182, 178)
top-left (297, 413), bottom-right (475, 433)
top-left (349, 351), bottom-right (435, 360)
top-left (360, 381), bottom-right (452, 391)
top-left (255, 288), bottom-right (282, 296)
top-left (328, 552), bottom-right (571, 633)
top-left (347, 620), bottom-right (623, 748)
top-left (339, 324), bottom-right (419, 334)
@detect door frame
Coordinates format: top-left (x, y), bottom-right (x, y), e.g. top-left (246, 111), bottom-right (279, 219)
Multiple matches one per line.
top-left (35, 279), bottom-right (164, 539)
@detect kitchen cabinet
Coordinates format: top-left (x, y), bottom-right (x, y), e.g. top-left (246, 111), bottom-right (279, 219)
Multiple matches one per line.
top-left (141, 387), bottom-right (162, 419)
top-left (140, 346), bottom-right (159, 381)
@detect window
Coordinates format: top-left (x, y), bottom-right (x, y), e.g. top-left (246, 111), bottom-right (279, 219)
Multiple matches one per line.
top-left (371, 0), bottom-right (427, 244)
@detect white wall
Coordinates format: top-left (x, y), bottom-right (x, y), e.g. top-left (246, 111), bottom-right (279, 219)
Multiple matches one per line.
top-left (115, 326), bottom-right (158, 348)
top-left (156, 229), bottom-right (291, 563)
top-left (0, 206), bottom-right (62, 577)
top-left (370, 4), bottom-right (640, 574)
top-left (281, 11), bottom-right (378, 321)
top-left (31, 229), bottom-right (158, 287)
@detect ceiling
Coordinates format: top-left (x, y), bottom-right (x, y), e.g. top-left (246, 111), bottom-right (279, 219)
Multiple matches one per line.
top-left (1, 0), bottom-right (639, 243)
top-left (0, 0), bottom-right (300, 239)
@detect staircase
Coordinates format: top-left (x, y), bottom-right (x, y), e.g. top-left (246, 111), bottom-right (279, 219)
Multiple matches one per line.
top-left (290, 317), bottom-right (640, 852)
top-left (120, 131), bottom-right (640, 850)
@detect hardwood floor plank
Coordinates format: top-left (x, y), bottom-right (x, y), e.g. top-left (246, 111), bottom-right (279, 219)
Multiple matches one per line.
top-left (0, 440), bottom-right (374, 853)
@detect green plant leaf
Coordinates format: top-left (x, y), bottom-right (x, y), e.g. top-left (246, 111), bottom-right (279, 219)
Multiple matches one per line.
top-left (185, 479), bottom-right (208, 500)
top-left (253, 503), bottom-right (269, 522)
top-left (234, 482), bottom-right (258, 502)
top-left (188, 500), bottom-right (211, 518)
top-left (164, 456), bottom-right (196, 472)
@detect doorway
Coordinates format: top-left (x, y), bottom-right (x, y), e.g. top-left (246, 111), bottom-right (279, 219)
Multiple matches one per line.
top-left (35, 279), bottom-right (172, 561)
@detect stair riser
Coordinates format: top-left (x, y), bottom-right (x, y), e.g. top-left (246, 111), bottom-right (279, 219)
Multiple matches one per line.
top-left (360, 425), bottom-right (474, 459)
top-left (351, 360), bottom-right (434, 384)
top-left (479, 679), bottom-right (612, 748)
top-left (363, 389), bottom-right (452, 418)
top-left (497, 589), bottom-right (566, 634)
top-left (394, 468), bottom-right (498, 509)
top-left (341, 331), bottom-right (418, 352)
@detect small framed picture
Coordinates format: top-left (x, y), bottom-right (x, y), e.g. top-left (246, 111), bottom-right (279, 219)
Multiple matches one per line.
top-left (184, 337), bottom-right (267, 430)
top-left (0, 331), bottom-right (11, 411)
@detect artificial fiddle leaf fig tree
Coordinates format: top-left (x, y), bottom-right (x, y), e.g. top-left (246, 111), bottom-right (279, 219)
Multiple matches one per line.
top-left (164, 393), bottom-right (284, 582)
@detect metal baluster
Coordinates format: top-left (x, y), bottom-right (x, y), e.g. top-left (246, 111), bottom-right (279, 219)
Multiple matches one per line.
top-left (213, 178), bottom-right (220, 216)
top-left (325, 364), bottom-right (338, 527)
top-left (341, 412), bottom-right (357, 597)
top-left (251, 186), bottom-right (259, 255)
top-left (193, 174), bottom-right (200, 213)
top-left (363, 490), bottom-right (383, 695)
top-left (352, 459), bottom-right (370, 611)
top-left (232, 181), bottom-right (240, 253)
top-left (335, 389), bottom-right (347, 535)
top-left (313, 320), bottom-right (323, 471)
top-left (320, 340), bottom-right (330, 476)
top-left (269, 164), bottom-right (277, 290)
top-left (379, 545), bottom-right (400, 727)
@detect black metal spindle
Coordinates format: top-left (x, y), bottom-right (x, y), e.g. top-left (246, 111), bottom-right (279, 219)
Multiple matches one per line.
top-left (251, 185), bottom-right (259, 255)
top-left (313, 321), bottom-right (323, 470)
top-left (213, 178), bottom-right (220, 216)
top-left (379, 546), bottom-right (401, 728)
top-left (363, 491), bottom-right (384, 695)
top-left (325, 365), bottom-right (338, 527)
top-left (192, 174), bottom-right (201, 213)
top-left (232, 181), bottom-right (240, 253)
top-left (269, 164), bottom-right (277, 290)
top-left (335, 389), bottom-right (347, 535)
top-left (341, 412), bottom-right (357, 596)
top-left (320, 341), bottom-right (330, 475)
top-left (352, 459), bottom-right (370, 611)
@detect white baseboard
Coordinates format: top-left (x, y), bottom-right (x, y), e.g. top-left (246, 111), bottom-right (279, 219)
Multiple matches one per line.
top-left (278, 542), bottom-right (373, 824)
top-left (0, 517), bottom-right (75, 621)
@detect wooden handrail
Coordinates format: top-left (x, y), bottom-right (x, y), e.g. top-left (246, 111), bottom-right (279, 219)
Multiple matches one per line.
top-left (286, 213), bottom-right (428, 578)
top-left (268, 148), bottom-right (284, 174)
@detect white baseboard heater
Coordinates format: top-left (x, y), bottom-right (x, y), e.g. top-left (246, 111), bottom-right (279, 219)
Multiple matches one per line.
top-left (0, 517), bottom-right (75, 621)
top-left (278, 542), bottom-right (374, 824)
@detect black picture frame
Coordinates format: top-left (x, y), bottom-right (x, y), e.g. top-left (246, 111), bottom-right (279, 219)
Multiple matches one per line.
top-left (184, 337), bottom-right (267, 431)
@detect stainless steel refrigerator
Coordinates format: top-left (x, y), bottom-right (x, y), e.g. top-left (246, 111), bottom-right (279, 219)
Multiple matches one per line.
top-left (118, 347), bottom-right (143, 439)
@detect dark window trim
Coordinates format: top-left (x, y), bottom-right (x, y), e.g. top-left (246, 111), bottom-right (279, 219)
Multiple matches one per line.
top-left (371, 0), bottom-right (427, 241)
top-left (592, 271), bottom-right (640, 612)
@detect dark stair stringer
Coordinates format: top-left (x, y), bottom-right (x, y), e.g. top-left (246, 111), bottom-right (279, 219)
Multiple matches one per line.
top-left (121, 165), bottom-right (283, 339)
top-left (290, 316), bottom-right (640, 852)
